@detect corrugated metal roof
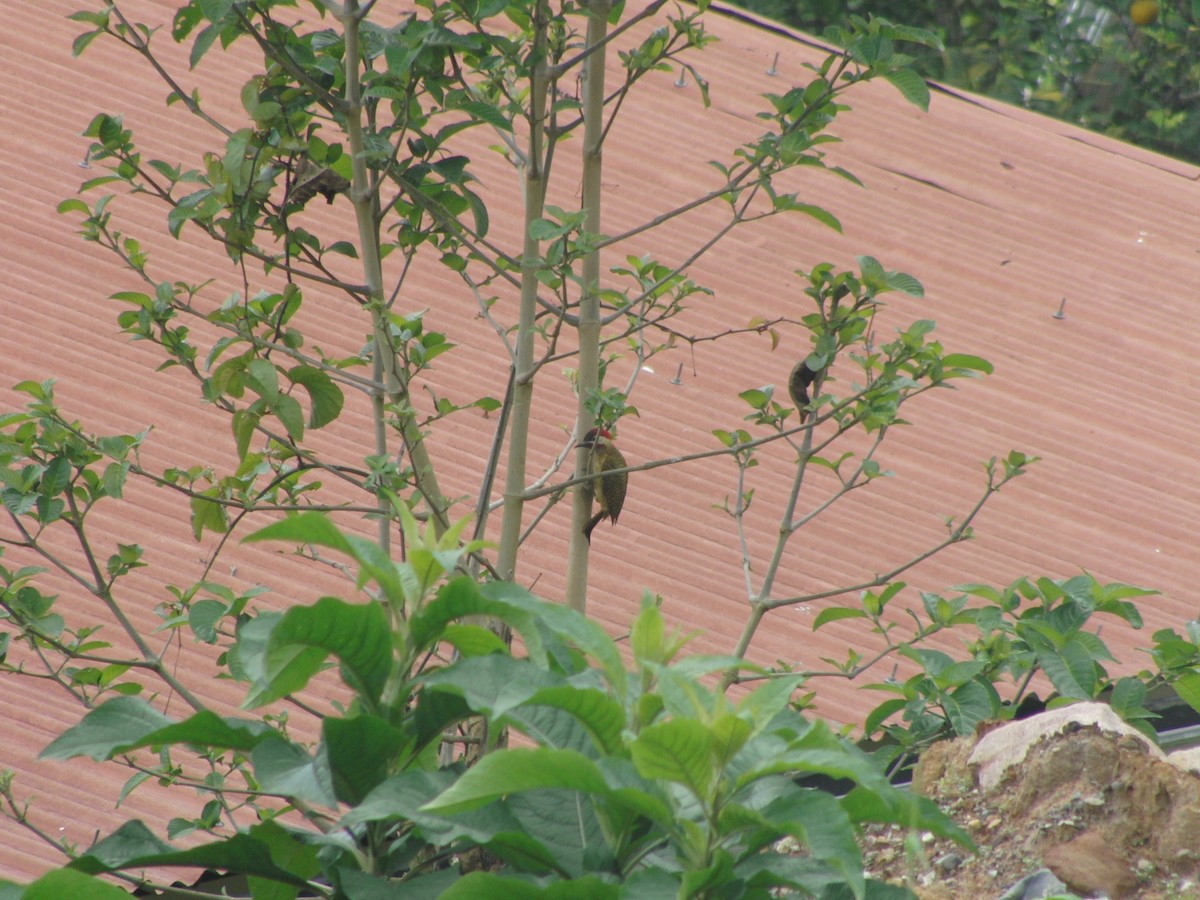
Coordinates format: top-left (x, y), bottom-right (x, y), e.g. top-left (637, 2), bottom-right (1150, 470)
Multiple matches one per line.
top-left (3, 0), bottom-right (1199, 882)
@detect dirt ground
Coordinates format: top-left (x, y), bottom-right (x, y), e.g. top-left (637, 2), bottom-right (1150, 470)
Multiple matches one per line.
top-left (860, 724), bottom-right (1200, 899)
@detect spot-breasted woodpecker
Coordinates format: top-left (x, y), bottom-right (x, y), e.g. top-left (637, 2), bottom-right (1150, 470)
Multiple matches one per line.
top-left (788, 360), bottom-right (821, 422)
top-left (578, 427), bottom-right (627, 543)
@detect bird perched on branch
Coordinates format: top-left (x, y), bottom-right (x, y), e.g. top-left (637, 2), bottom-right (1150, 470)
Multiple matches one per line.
top-left (287, 154), bottom-right (351, 209)
top-left (578, 427), bottom-right (627, 543)
top-left (788, 360), bottom-right (822, 423)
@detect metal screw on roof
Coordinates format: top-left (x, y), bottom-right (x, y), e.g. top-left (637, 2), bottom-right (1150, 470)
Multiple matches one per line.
top-left (674, 66), bottom-right (687, 88)
top-left (766, 52), bottom-right (780, 76)
top-left (78, 150), bottom-right (91, 169)
top-left (1052, 297), bottom-right (1067, 320)
top-left (670, 363), bottom-right (684, 385)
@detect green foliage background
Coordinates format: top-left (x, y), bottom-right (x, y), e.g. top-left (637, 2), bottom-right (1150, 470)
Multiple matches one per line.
top-left (730, 0), bottom-right (1200, 164)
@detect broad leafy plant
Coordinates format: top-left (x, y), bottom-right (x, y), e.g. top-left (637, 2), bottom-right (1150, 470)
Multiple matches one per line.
top-left (7, 513), bottom-right (968, 898)
top-left (816, 572), bottom-right (1163, 773)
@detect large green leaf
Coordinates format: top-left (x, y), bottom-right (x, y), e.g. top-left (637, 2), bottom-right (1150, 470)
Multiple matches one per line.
top-left (17, 869), bottom-right (134, 900)
top-left (841, 785), bottom-right (972, 847)
top-left (422, 748), bottom-right (608, 816)
top-left (252, 736), bottom-right (337, 808)
top-left (248, 596), bottom-right (392, 708)
top-left (505, 788), bottom-right (609, 877)
top-left (409, 578), bottom-right (529, 653)
top-left (630, 719), bottom-right (713, 798)
top-left (439, 872), bottom-right (619, 899)
top-left (322, 714), bottom-right (407, 805)
top-left (735, 854), bottom-right (859, 898)
top-left (422, 654), bottom-right (560, 718)
top-left (244, 514), bottom-right (407, 604)
top-left (68, 821), bottom-right (311, 885)
top-left (595, 757), bottom-right (677, 831)
top-left (1173, 671), bottom-right (1200, 714)
top-left (735, 675), bottom-right (807, 736)
top-left (344, 769), bottom-right (563, 873)
top-left (734, 783), bottom-right (863, 895)
top-left (943, 679), bottom-right (998, 736)
top-left (343, 768), bottom-right (462, 830)
top-left (515, 686), bottom-right (625, 755)
top-left (40, 696), bottom-right (172, 761)
top-left (335, 868), bottom-right (461, 900)
top-left (732, 719), bottom-right (891, 793)
top-left (480, 582), bottom-right (627, 697)
top-left (1036, 637), bottom-right (1099, 699)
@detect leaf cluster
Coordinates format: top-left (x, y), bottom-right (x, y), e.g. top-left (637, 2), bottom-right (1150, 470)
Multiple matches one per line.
top-left (10, 516), bottom-right (966, 899)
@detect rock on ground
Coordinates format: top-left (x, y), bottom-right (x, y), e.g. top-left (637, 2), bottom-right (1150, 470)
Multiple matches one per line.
top-left (862, 703), bottom-right (1200, 899)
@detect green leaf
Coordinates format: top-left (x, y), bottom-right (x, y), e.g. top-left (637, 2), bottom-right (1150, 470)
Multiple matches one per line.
top-left (252, 737), bottom-right (337, 808)
top-left (739, 388), bottom-right (770, 409)
top-left (423, 655), bottom-right (559, 720)
top-left (788, 203), bottom-right (842, 232)
top-left (863, 698), bottom-right (907, 737)
top-left (188, 598), bottom-right (226, 643)
top-left (1037, 638), bottom-right (1098, 699)
top-left (231, 407), bottom-right (260, 461)
top-left (440, 872), bottom-right (618, 899)
top-left (138, 711), bottom-right (272, 753)
top-left (341, 768), bottom-right (458, 828)
top-left (813, 607), bottom-right (868, 629)
top-left (322, 715), bottom-right (406, 805)
top-left (1109, 677), bottom-right (1148, 720)
top-left (69, 820), bottom-right (311, 886)
top-left (244, 514), bottom-right (408, 607)
top-left (457, 99), bottom-right (514, 133)
top-left (272, 393), bottom-right (305, 442)
top-left (943, 680), bottom-right (997, 736)
top-left (336, 869), bottom-right (461, 899)
top-left (287, 366), bottom-right (345, 429)
top-left (198, 0), bottom-right (234, 24)
top-left (189, 22), bottom-right (221, 69)
top-left (528, 218), bottom-right (572, 241)
top-left (422, 748), bottom-right (607, 815)
top-left (521, 686), bottom-right (626, 755)
top-left (841, 786), bottom-right (971, 847)
top-left (189, 493), bottom-right (229, 540)
top-left (941, 353), bottom-right (993, 375)
top-left (246, 358), bottom-right (279, 401)
top-left (882, 269), bottom-right (924, 297)
top-left (883, 68), bottom-right (930, 111)
top-left (245, 512), bottom-right (352, 553)
top-left (478, 582), bottom-right (627, 698)
top-left (1173, 672), bottom-right (1200, 714)
top-left (250, 597), bottom-right (392, 709)
top-left (631, 600), bottom-right (666, 665)
top-left (630, 719), bottom-right (712, 798)
top-left (761, 787), bottom-right (863, 894)
top-left (42, 702), bottom-right (276, 763)
top-left (326, 241), bottom-right (359, 258)
top-left (57, 198), bottom-right (91, 215)
top-left (735, 675), bottom-right (806, 732)
top-left (40, 697), bottom-right (172, 761)
top-left (21, 869), bottom-right (134, 900)
top-left (441, 623), bottom-right (510, 656)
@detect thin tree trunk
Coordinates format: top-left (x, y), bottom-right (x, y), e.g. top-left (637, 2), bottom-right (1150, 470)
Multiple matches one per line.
top-left (564, 0), bottom-right (611, 613)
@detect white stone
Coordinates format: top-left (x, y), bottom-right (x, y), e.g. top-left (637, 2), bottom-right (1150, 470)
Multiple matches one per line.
top-left (968, 702), bottom-right (1162, 791)
top-left (1166, 747), bottom-right (1200, 774)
